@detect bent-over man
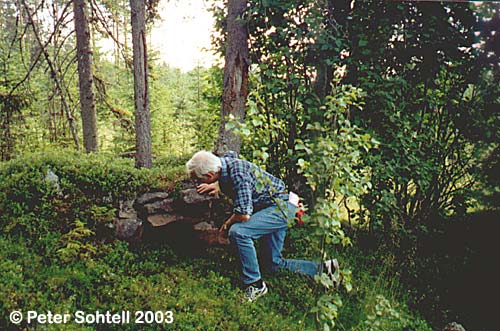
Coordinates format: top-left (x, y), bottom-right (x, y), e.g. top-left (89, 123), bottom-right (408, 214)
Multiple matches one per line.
top-left (186, 150), bottom-right (339, 302)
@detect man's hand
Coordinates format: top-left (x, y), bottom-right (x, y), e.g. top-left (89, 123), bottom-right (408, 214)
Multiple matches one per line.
top-left (219, 213), bottom-right (250, 234)
top-left (197, 181), bottom-right (220, 196)
top-left (219, 219), bottom-right (233, 235)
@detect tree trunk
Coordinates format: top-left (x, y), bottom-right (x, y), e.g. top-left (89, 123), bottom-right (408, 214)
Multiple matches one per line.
top-left (130, 0), bottom-right (152, 168)
top-left (214, 0), bottom-right (249, 155)
top-left (73, 0), bottom-right (98, 152)
top-left (0, 97), bottom-right (14, 161)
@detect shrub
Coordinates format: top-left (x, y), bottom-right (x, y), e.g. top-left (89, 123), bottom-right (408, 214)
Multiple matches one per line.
top-left (0, 149), bottom-right (166, 252)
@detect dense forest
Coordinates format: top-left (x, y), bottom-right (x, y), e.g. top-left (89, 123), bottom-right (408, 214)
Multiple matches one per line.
top-left (1, 1), bottom-right (499, 330)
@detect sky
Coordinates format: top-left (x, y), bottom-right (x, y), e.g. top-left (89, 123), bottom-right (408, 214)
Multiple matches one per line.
top-left (149, 0), bottom-right (220, 72)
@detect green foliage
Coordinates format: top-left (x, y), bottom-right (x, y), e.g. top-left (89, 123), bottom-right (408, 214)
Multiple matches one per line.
top-left (57, 220), bottom-right (97, 263)
top-left (0, 150), bottom-right (432, 331)
top-left (336, 3), bottom-right (498, 329)
top-left (149, 64), bottom-right (221, 155)
top-left (229, 2), bottom-right (497, 329)
top-left (225, 61), bottom-right (376, 330)
top-left (214, 1), bottom-right (380, 327)
top-left (345, 0), bottom-right (495, 225)
top-left (213, 2), bottom-right (498, 329)
top-left (297, 82), bottom-right (375, 329)
top-left (341, 7), bottom-right (498, 324)
top-left (1, 0), bottom-right (496, 330)
top-left (331, 247), bottom-right (433, 331)
top-left (95, 61), bottom-right (222, 156)
top-left (223, 0), bottom-right (333, 183)
top-left (0, 149), bottom-right (154, 251)
top-left (0, 0), bottom-right (222, 159)
top-left (353, 294), bottom-right (431, 331)
top-left (311, 294), bottom-right (343, 330)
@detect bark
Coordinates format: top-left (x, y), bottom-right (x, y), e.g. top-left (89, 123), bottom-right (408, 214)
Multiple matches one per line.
top-left (73, 0), bottom-right (98, 152)
top-left (214, 0), bottom-right (249, 155)
top-left (130, 0), bottom-right (152, 168)
top-left (0, 96), bottom-right (14, 161)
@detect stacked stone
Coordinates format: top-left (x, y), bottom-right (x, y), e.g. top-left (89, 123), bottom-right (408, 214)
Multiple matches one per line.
top-left (114, 181), bottom-right (231, 246)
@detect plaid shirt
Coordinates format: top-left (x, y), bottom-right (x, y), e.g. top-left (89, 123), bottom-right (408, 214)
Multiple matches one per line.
top-left (219, 151), bottom-right (287, 215)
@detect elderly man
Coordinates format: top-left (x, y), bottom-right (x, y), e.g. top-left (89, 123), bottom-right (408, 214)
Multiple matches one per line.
top-left (186, 150), bottom-right (339, 302)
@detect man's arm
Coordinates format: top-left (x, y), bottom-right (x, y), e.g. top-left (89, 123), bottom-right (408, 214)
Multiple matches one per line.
top-left (219, 213), bottom-right (250, 233)
top-left (232, 175), bottom-right (253, 216)
top-left (219, 174), bottom-right (253, 233)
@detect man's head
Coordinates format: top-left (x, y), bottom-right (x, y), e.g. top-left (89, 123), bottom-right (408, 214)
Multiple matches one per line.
top-left (186, 150), bottom-right (221, 183)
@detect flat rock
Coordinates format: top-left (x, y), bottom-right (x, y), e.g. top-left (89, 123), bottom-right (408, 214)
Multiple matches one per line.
top-left (147, 214), bottom-right (177, 227)
top-left (136, 192), bottom-right (169, 205)
top-left (181, 188), bottom-right (217, 204)
top-left (144, 198), bottom-right (174, 214)
top-left (193, 221), bottom-right (215, 231)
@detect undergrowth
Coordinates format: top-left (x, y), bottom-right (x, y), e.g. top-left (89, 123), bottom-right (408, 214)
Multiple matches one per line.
top-left (0, 150), bottom-right (432, 330)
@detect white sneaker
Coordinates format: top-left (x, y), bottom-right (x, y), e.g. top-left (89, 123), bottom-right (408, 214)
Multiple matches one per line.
top-left (244, 282), bottom-right (268, 302)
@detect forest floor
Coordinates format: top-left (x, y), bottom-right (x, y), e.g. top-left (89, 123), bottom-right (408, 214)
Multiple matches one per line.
top-left (0, 150), bottom-right (433, 330)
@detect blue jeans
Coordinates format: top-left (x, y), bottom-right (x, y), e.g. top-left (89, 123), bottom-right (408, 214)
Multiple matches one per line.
top-left (228, 201), bottom-right (320, 285)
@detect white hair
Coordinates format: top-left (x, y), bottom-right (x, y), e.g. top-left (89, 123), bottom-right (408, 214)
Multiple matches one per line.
top-left (186, 150), bottom-right (222, 178)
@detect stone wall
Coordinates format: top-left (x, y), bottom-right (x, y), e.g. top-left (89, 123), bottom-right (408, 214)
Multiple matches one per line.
top-left (113, 180), bottom-right (232, 246)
